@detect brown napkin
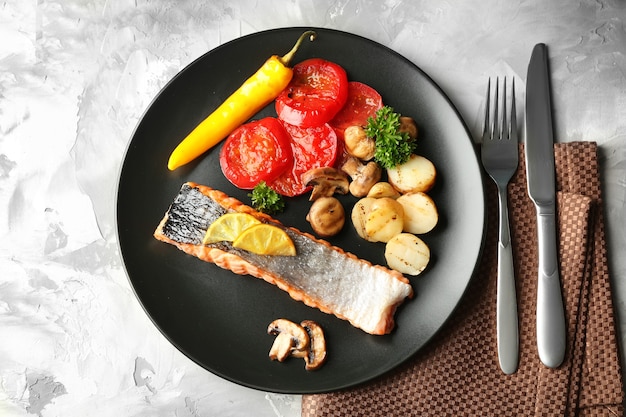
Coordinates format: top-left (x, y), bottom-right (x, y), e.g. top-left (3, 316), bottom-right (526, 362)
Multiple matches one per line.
top-left (302, 142), bottom-right (624, 417)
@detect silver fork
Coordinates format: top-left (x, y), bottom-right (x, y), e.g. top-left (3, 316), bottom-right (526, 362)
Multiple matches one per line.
top-left (481, 77), bottom-right (520, 374)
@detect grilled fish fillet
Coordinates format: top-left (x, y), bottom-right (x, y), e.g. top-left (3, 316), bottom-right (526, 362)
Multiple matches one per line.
top-left (154, 182), bottom-right (413, 335)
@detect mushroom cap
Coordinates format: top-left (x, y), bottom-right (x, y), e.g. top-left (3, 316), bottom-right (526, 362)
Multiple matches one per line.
top-left (268, 333), bottom-right (296, 362)
top-left (267, 318), bottom-right (310, 351)
top-left (399, 116), bottom-right (418, 140)
top-left (267, 318), bottom-right (327, 370)
top-left (302, 167), bottom-right (350, 201)
top-left (344, 125), bottom-right (376, 160)
top-left (306, 196), bottom-right (345, 237)
top-left (342, 158), bottom-right (382, 197)
top-left (267, 318), bottom-right (311, 362)
top-left (340, 156), bottom-right (362, 177)
top-left (299, 320), bottom-right (327, 371)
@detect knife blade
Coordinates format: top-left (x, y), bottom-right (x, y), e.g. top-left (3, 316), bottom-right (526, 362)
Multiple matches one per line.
top-left (525, 43), bottom-right (566, 368)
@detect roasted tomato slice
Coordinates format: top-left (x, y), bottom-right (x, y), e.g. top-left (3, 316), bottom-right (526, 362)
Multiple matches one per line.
top-left (275, 58), bottom-right (349, 128)
top-left (219, 117), bottom-right (292, 189)
top-left (269, 122), bottom-right (338, 197)
top-left (330, 81), bottom-right (383, 140)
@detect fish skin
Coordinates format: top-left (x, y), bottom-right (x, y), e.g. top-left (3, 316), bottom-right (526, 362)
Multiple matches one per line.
top-left (154, 182), bottom-right (413, 335)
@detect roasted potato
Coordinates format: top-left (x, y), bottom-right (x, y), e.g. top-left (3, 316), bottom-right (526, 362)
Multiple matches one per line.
top-left (366, 182), bottom-right (400, 199)
top-left (387, 154), bottom-right (436, 194)
top-left (396, 192), bottom-right (438, 234)
top-left (364, 198), bottom-right (404, 243)
top-left (385, 233), bottom-right (430, 276)
top-left (351, 197), bottom-right (377, 240)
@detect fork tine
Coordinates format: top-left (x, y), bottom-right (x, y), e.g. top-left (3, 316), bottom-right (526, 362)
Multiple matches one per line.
top-left (510, 78), bottom-right (517, 142)
top-left (492, 77), bottom-right (499, 140)
top-left (501, 77), bottom-right (508, 140)
top-left (483, 77), bottom-right (519, 143)
top-left (482, 78), bottom-right (491, 142)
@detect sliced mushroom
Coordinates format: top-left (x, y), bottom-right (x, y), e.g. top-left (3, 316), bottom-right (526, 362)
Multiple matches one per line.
top-left (344, 125), bottom-right (376, 160)
top-left (306, 196), bottom-right (345, 237)
top-left (293, 320), bottom-right (327, 371)
top-left (302, 167), bottom-right (349, 201)
top-left (267, 319), bottom-right (310, 362)
top-left (341, 156), bottom-right (382, 197)
top-left (268, 333), bottom-right (297, 362)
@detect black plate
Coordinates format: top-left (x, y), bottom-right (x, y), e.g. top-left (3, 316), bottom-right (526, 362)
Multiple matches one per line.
top-left (117, 27), bottom-right (485, 394)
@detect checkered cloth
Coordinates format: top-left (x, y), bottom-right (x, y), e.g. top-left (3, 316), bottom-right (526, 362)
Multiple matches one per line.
top-left (302, 142), bottom-right (624, 417)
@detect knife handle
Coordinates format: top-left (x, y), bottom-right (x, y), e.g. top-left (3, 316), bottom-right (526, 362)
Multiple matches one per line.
top-left (536, 205), bottom-right (566, 368)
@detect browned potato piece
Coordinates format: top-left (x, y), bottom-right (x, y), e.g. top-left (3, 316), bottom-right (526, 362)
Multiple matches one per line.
top-left (366, 182), bottom-right (400, 199)
top-left (387, 154), bottom-right (436, 194)
top-left (364, 197), bottom-right (404, 243)
top-left (396, 192), bottom-right (438, 234)
top-left (351, 197), bottom-right (377, 241)
top-left (385, 233), bottom-right (430, 276)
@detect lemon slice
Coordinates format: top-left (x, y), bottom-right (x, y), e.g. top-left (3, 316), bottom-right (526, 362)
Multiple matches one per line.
top-left (203, 212), bottom-right (261, 244)
top-left (232, 224), bottom-right (296, 256)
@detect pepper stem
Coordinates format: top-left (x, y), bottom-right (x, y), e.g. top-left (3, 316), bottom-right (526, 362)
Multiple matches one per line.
top-left (280, 30), bottom-right (317, 66)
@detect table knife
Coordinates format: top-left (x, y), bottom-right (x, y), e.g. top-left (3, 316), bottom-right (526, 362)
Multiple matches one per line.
top-left (525, 43), bottom-right (566, 368)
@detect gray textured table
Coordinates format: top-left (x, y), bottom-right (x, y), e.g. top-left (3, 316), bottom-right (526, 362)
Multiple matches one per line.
top-left (1, 1), bottom-right (624, 415)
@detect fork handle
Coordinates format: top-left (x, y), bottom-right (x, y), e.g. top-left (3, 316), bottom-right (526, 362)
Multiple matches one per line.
top-left (497, 185), bottom-right (519, 374)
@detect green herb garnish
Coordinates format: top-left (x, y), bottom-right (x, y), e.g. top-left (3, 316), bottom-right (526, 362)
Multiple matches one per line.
top-left (366, 106), bottom-right (416, 169)
top-left (249, 181), bottom-right (285, 214)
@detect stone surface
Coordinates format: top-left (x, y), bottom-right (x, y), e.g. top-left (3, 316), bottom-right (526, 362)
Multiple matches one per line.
top-left (1, 0), bottom-right (624, 415)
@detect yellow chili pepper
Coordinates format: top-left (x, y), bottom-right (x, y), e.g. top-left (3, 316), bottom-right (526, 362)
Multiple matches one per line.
top-left (167, 30), bottom-right (317, 171)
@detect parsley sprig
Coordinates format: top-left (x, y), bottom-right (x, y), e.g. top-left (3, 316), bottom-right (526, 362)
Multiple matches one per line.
top-left (249, 181), bottom-right (285, 214)
top-left (366, 106), bottom-right (416, 169)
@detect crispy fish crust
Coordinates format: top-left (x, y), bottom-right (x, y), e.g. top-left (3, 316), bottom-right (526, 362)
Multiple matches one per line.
top-left (154, 182), bottom-right (413, 335)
